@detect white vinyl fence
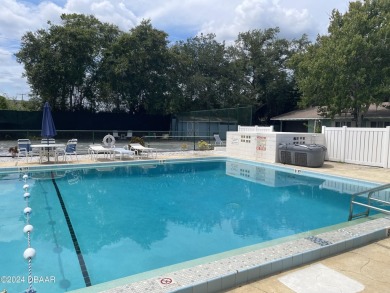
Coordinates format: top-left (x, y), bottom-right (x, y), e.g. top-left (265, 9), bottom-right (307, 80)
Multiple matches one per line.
top-left (238, 125), bottom-right (274, 133)
top-left (322, 126), bottom-right (390, 168)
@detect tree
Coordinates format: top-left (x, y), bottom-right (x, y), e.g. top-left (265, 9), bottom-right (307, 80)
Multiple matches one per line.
top-left (0, 95), bottom-right (8, 109)
top-left (291, 0), bottom-right (390, 126)
top-left (231, 28), bottom-right (300, 124)
top-left (98, 20), bottom-right (172, 114)
top-left (0, 95), bottom-right (38, 110)
top-left (15, 14), bottom-right (120, 111)
top-left (171, 33), bottom-right (242, 112)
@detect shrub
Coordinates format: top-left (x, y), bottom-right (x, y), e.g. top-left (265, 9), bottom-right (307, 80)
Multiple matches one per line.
top-left (8, 146), bottom-right (18, 158)
top-left (198, 140), bottom-right (210, 150)
top-left (129, 136), bottom-right (145, 146)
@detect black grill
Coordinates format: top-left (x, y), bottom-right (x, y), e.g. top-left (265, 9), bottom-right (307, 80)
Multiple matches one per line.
top-left (280, 150), bottom-right (292, 164)
top-left (295, 152), bottom-right (308, 166)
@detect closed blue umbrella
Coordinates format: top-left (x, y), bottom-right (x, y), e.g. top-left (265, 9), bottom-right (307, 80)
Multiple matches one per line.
top-left (41, 102), bottom-right (57, 139)
top-left (41, 102), bottom-right (57, 161)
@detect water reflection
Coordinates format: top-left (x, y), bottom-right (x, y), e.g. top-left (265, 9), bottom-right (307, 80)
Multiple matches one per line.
top-left (24, 160), bottom-right (383, 285)
top-left (33, 162), bottom-right (358, 251)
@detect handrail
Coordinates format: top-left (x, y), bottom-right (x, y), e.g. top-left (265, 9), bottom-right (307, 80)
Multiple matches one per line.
top-left (348, 183), bottom-right (390, 221)
top-left (350, 183), bottom-right (390, 197)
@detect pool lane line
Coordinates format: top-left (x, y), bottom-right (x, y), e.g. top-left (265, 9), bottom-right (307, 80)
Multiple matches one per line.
top-left (51, 172), bottom-right (92, 287)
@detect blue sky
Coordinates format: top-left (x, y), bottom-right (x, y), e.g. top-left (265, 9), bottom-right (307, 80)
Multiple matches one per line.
top-left (0, 0), bottom-right (352, 99)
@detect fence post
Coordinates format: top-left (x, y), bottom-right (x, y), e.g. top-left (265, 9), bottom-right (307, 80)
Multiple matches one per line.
top-left (322, 126), bottom-right (328, 160)
top-left (383, 126), bottom-right (390, 168)
top-left (341, 126), bottom-right (347, 163)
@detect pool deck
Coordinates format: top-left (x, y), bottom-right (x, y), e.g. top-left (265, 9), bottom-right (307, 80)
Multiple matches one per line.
top-left (1, 151), bottom-right (389, 293)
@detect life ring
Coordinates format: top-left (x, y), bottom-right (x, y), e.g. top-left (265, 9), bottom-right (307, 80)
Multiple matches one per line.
top-left (103, 134), bottom-right (116, 147)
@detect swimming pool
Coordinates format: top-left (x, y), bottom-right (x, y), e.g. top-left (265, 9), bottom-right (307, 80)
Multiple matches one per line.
top-left (0, 158), bottom-right (387, 292)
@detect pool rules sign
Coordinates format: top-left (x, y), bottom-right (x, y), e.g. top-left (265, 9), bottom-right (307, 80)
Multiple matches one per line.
top-left (256, 136), bottom-right (267, 152)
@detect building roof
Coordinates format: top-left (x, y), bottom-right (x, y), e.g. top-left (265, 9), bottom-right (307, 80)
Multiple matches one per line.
top-left (271, 103), bottom-right (390, 121)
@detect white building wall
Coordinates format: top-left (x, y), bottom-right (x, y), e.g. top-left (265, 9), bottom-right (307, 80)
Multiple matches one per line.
top-left (226, 131), bottom-right (325, 163)
top-left (226, 125), bottom-right (390, 169)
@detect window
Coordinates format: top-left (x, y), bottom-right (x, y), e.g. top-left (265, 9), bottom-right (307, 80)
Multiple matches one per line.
top-left (335, 121), bottom-right (351, 127)
top-left (370, 121), bottom-right (384, 128)
top-left (240, 135), bottom-right (251, 143)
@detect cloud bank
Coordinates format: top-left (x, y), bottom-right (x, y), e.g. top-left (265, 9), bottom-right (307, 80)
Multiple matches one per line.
top-left (0, 0), bottom-right (350, 97)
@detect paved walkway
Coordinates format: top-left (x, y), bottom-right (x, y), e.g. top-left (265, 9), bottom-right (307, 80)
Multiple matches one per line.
top-left (227, 237), bottom-right (390, 293)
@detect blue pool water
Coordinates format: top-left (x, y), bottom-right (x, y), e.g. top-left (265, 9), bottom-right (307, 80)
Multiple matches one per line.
top-left (0, 159), bottom-right (377, 292)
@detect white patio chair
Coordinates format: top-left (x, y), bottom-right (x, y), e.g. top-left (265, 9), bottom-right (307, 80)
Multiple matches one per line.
top-left (214, 134), bottom-right (225, 145)
top-left (41, 138), bottom-right (56, 144)
top-left (17, 139), bottom-right (33, 162)
top-left (113, 130), bottom-right (119, 140)
top-left (55, 139), bottom-right (78, 162)
top-left (40, 138), bottom-right (56, 159)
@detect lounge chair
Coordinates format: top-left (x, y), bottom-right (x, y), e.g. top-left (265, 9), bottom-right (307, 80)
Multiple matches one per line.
top-left (88, 145), bottom-right (113, 161)
top-left (55, 139), bottom-right (78, 162)
top-left (214, 134), bottom-right (225, 145)
top-left (129, 143), bottom-right (157, 158)
top-left (126, 131), bottom-right (133, 139)
top-left (112, 146), bottom-right (136, 160)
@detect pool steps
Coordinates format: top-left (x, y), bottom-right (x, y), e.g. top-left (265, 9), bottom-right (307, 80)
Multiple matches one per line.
top-left (348, 182), bottom-right (390, 220)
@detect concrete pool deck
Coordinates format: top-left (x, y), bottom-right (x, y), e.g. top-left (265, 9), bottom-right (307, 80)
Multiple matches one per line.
top-left (228, 237), bottom-right (390, 293)
top-left (0, 151), bottom-right (389, 293)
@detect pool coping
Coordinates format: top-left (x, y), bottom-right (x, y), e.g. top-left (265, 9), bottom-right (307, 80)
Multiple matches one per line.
top-left (3, 157), bottom-right (389, 293)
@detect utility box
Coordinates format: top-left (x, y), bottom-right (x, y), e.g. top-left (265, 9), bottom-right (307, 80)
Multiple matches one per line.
top-left (279, 144), bottom-right (327, 167)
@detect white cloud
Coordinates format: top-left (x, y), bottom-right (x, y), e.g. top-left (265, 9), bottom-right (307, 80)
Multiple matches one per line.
top-left (65, 0), bottom-right (138, 30)
top-left (0, 0), bottom-right (351, 98)
top-left (197, 0), bottom-right (313, 42)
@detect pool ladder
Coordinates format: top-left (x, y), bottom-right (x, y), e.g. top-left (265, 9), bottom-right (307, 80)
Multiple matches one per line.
top-left (348, 183), bottom-right (390, 221)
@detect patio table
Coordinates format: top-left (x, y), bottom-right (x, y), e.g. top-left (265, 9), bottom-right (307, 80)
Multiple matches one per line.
top-left (31, 144), bottom-right (65, 163)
